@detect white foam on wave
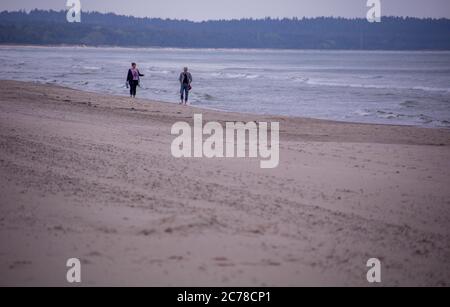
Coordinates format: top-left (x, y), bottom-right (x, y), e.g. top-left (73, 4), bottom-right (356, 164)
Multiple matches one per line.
top-left (412, 86), bottom-right (450, 93)
top-left (207, 72), bottom-right (260, 79)
top-left (306, 78), bottom-right (450, 93)
top-left (353, 110), bottom-right (371, 117)
top-left (82, 66), bottom-right (102, 70)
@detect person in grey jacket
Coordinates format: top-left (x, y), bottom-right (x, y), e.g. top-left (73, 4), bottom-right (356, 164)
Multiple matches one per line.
top-left (179, 67), bottom-right (193, 105)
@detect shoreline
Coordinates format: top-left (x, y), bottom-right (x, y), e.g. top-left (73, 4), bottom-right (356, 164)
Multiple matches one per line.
top-left (4, 79), bottom-right (450, 132)
top-left (0, 80), bottom-right (449, 286)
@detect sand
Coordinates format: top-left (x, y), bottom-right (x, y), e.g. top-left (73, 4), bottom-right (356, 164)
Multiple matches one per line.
top-left (0, 80), bottom-right (449, 286)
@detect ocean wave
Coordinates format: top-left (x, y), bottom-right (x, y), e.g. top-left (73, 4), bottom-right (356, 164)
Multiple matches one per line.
top-left (357, 75), bottom-right (383, 80)
top-left (147, 67), bottom-right (174, 74)
top-left (352, 108), bottom-right (443, 125)
top-left (376, 110), bottom-right (399, 119)
top-left (202, 93), bottom-right (215, 101)
top-left (208, 72), bottom-right (260, 79)
top-left (412, 86), bottom-right (450, 93)
top-left (82, 66), bottom-right (102, 70)
top-left (52, 73), bottom-right (67, 78)
top-left (290, 76), bottom-right (310, 83)
top-left (305, 79), bottom-right (450, 93)
top-left (438, 120), bottom-right (450, 127)
top-left (353, 110), bottom-right (371, 117)
top-left (399, 100), bottom-right (420, 108)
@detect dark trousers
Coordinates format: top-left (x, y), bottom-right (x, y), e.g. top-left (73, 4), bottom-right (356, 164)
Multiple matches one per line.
top-left (180, 83), bottom-right (190, 102)
top-left (129, 80), bottom-right (139, 97)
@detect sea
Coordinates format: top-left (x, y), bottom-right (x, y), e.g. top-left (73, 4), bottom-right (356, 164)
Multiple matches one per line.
top-left (1, 45), bottom-right (449, 127)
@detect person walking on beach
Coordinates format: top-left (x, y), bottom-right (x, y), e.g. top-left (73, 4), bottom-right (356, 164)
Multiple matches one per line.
top-left (179, 67), bottom-right (192, 105)
top-left (126, 62), bottom-right (144, 98)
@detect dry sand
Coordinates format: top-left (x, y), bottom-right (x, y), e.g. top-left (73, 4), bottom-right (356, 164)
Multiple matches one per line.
top-left (0, 80), bottom-right (449, 286)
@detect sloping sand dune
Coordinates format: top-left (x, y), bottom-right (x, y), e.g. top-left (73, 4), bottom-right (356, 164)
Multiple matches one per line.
top-left (0, 80), bottom-right (449, 286)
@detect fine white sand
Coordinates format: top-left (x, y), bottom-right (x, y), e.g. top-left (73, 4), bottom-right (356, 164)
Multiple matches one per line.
top-left (0, 80), bottom-right (449, 286)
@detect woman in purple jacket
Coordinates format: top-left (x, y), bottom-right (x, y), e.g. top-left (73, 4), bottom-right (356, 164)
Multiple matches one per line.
top-left (126, 62), bottom-right (144, 98)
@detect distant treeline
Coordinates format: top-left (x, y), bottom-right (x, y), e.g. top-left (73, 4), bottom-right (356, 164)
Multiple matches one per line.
top-left (1, 10), bottom-right (450, 50)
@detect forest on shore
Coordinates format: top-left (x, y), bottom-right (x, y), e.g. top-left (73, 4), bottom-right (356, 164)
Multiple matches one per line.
top-left (1, 10), bottom-right (450, 50)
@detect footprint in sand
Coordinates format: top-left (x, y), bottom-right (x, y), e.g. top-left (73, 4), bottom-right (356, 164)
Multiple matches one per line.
top-left (213, 257), bottom-right (235, 267)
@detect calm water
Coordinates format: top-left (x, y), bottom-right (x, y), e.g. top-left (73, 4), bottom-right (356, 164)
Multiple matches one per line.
top-left (1, 46), bottom-right (450, 127)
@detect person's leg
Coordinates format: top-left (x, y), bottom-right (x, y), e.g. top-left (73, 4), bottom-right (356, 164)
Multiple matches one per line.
top-left (132, 81), bottom-right (137, 97)
top-left (184, 86), bottom-right (189, 104)
top-left (129, 82), bottom-right (133, 97)
top-left (180, 85), bottom-right (184, 103)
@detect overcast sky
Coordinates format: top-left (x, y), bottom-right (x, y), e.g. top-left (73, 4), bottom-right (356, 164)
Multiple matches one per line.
top-left (1, 0), bottom-right (450, 21)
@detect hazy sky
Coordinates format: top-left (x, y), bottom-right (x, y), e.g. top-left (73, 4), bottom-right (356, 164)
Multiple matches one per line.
top-left (1, 0), bottom-right (450, 21)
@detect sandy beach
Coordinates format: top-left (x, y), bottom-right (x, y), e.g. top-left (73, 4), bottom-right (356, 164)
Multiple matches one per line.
top-left (0, 80), bottom-right (449, 286)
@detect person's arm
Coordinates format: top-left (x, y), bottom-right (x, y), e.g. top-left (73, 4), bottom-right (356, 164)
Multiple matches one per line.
top-left (138, 70), bottom-right (144, 77)
top-left (126, 69), bottom-right (132, 82)
top-left (189, 73), bottom-right (193, 83)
